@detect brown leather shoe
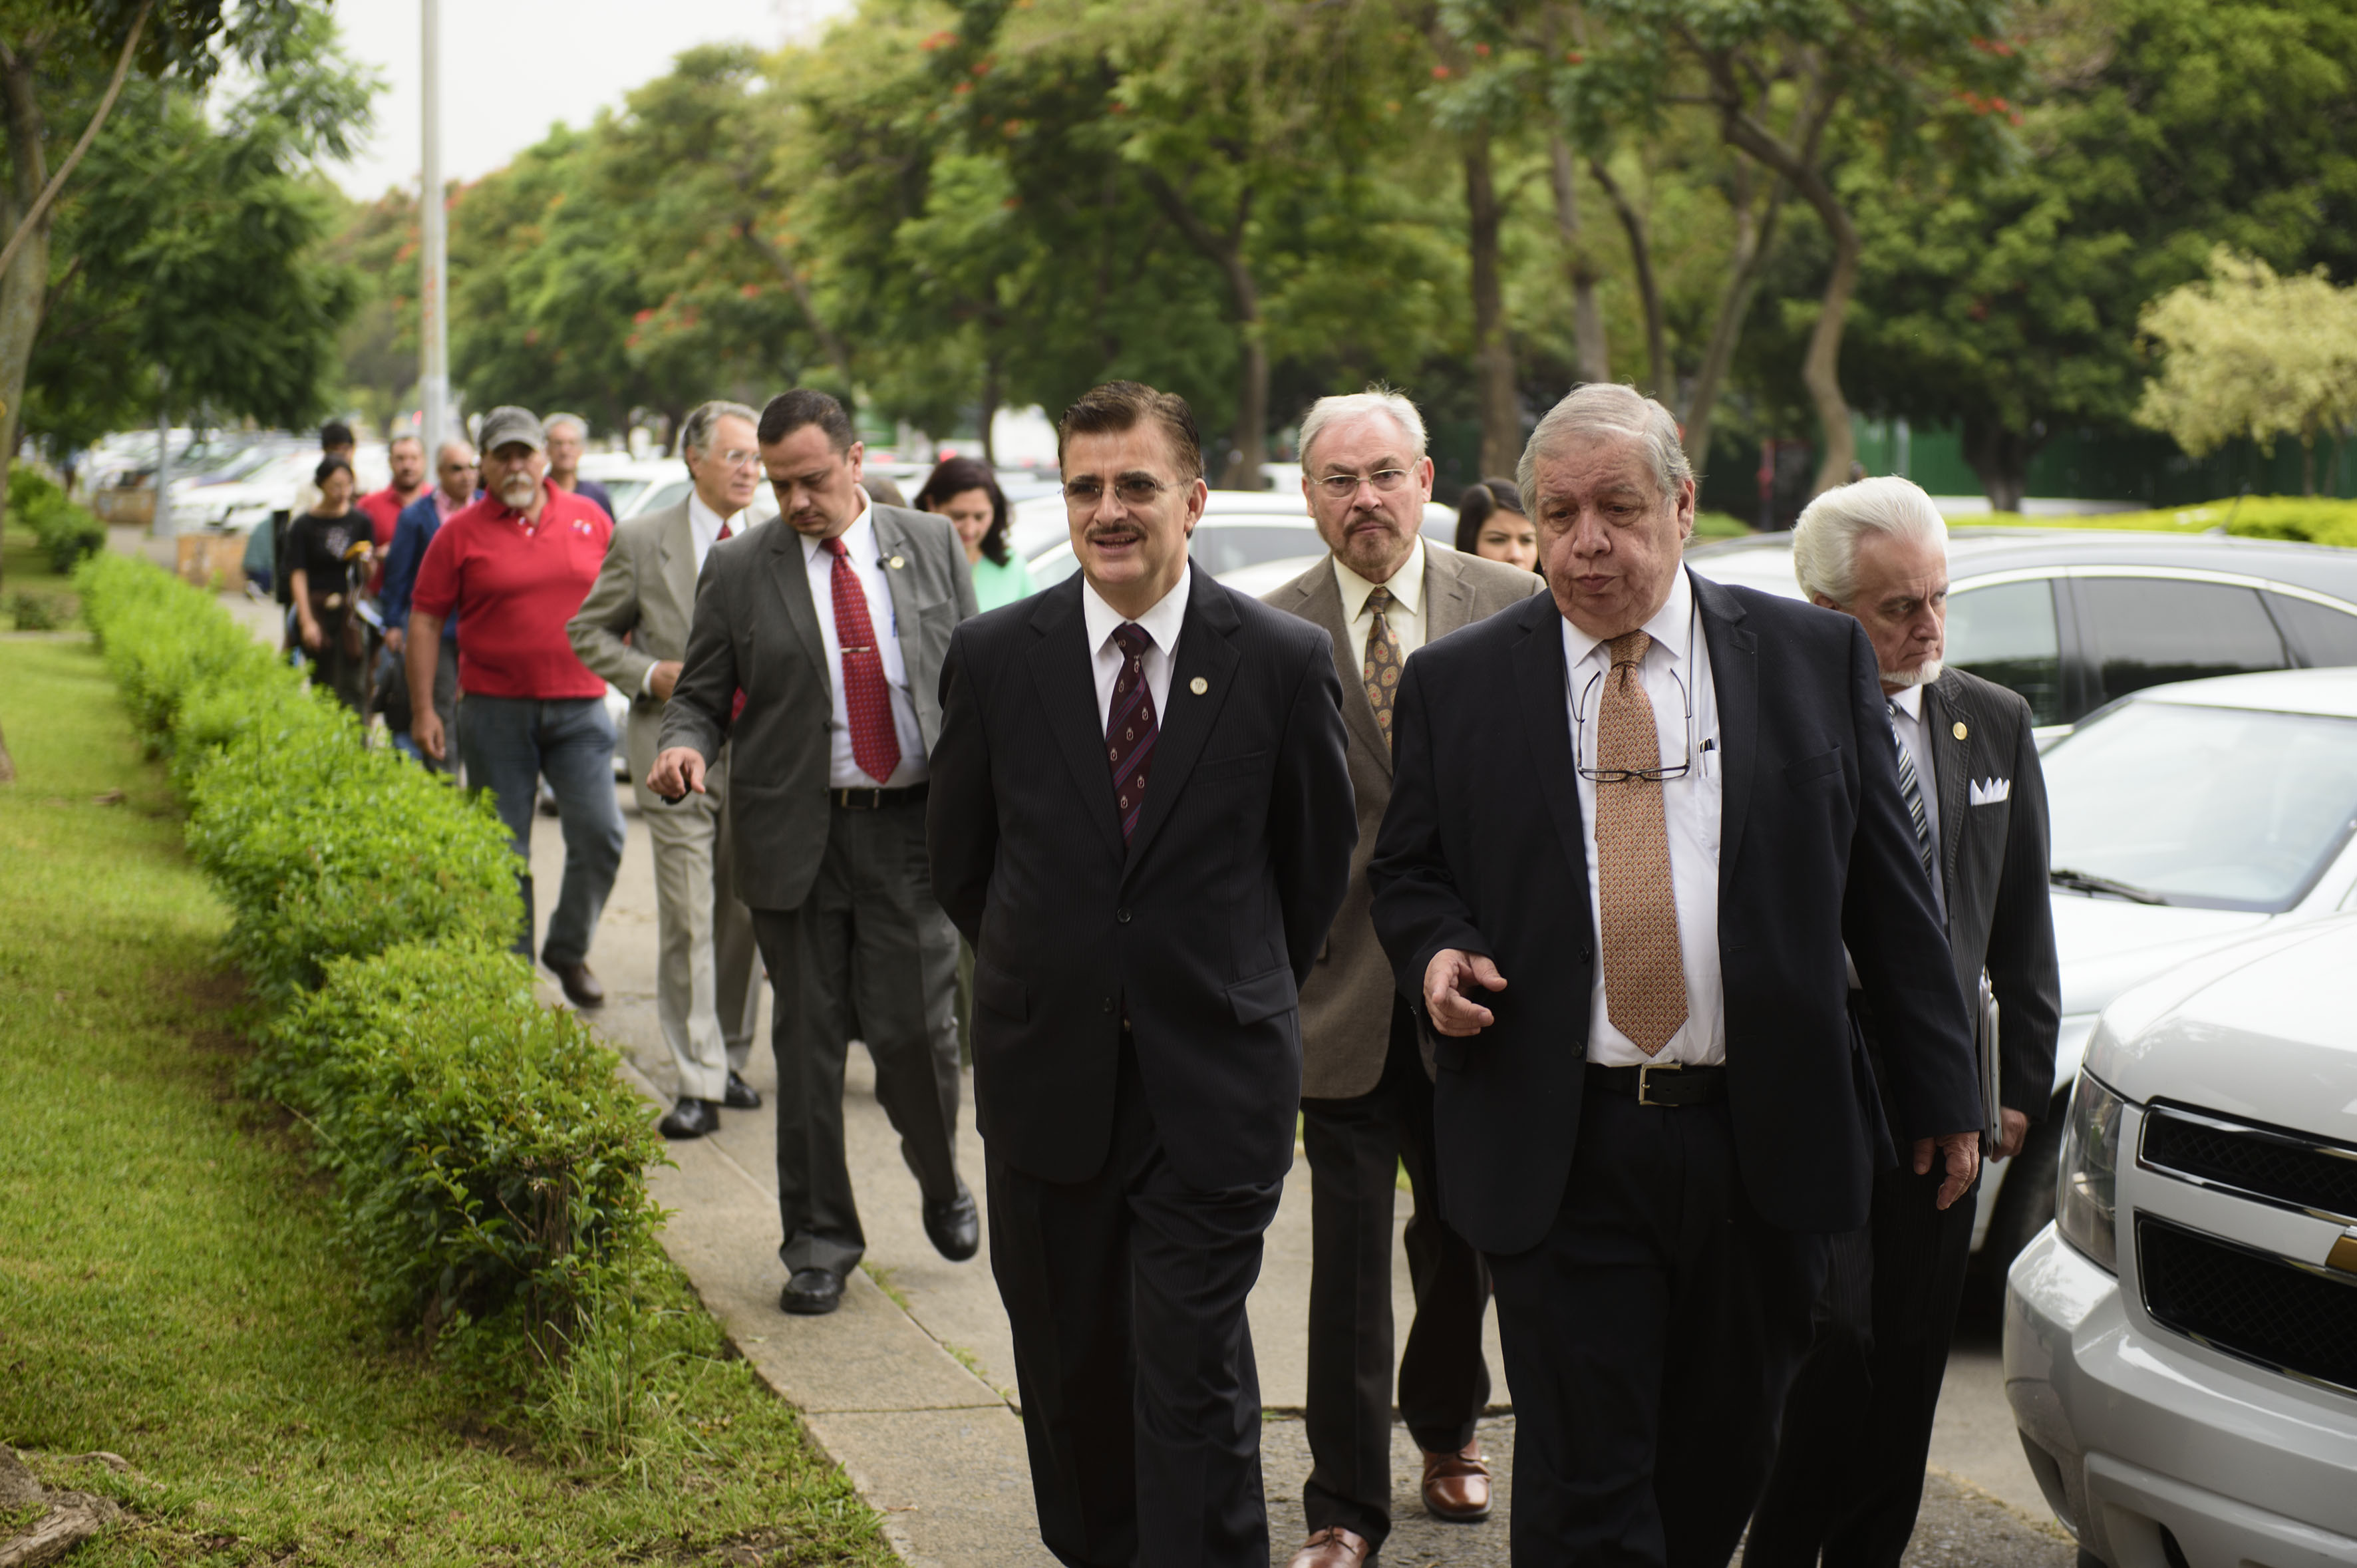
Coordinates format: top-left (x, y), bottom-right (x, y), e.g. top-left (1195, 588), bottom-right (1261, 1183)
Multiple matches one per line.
top-left (548, 961), bottom-right (604, 1009)
top-left (1287, 1525), bottom-right (1371, 1567)
top-left (1422, 1440), bottom-right (1492, 1521)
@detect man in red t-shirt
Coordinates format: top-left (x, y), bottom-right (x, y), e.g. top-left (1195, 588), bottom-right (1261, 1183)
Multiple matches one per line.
top-left (357, 434), bottom-right (428, 595)
top-left (406, 406), bottom-right (625, 1010)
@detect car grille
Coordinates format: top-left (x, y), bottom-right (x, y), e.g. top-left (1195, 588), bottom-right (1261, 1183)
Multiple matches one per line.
top-left (2137, 1215), bottom-right (2357, 1397)
top-left (2139, 1102), bottom-right (2357, 1224)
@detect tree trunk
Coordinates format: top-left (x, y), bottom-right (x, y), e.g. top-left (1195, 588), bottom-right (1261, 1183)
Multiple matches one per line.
top-left (1680, 163), bottom-right (1786, 474)
top-left (1465, 135), bottom-right (1519, 479)
top-left (1961, 416), bottom-right (2042, 513)
top-left (1140, 170), bottom-right (1266, 489)
top-left (0, 717), bottom-right (15, 784)
top-left (0, 49), bottom-right (53, 595)
top-left (979, 350), bottom-right (1000, 468)
top-left (1546, 134), bottom-right (1609, 384)
top-left (1587, 157), bottom-right (1666, 399)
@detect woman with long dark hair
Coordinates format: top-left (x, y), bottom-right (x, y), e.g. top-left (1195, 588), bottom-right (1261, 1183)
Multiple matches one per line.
top-left (285, 456), bottom-right (373, 712)
top-left (915, 455), bottom-right (1034, 611)
top-left (1453, 476), bottom-right (1539, 573)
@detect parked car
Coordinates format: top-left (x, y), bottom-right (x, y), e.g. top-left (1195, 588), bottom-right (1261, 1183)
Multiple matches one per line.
top-left (1688, 528), bottom-right (2357, 744)
top-left (2004, 909), bottom-right (2357, 1568)
top-left (1015, 490), bottom-right (1462, 593)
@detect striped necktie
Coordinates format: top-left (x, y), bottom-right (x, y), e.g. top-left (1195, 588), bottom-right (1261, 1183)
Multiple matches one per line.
top-left (1888, 701), bottom-right (1935, 882)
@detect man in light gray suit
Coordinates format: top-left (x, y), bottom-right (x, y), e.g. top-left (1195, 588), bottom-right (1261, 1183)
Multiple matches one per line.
top-left (649, 389), bottom-right (981, 1318)
top-left (1263, 389), bottom-right (1545, 1568)
top-left (569, 399), bottom-right (766, 1140)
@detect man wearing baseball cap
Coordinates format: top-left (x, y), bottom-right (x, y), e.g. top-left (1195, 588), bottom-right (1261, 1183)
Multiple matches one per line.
top-left (406, 405), bottom-right (626, 1009)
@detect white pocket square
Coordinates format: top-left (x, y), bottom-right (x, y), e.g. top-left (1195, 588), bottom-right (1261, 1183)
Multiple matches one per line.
top-left (1970, 778), bottom-right (2011, 806)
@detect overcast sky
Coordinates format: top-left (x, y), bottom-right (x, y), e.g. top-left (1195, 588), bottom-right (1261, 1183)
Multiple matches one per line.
top-left (328, 0), bottom-right (853, 201)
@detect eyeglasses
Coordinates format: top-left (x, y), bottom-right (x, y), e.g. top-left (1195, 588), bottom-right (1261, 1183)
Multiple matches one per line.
top-left (1313, 468), bottom-right (1412, 500)
top-left (711, 448), bottom-right (762, 470)
top-left (1569, 594), bottom-right (1701, 785)
top-left (1064, 476), bottom-right (1171, 508)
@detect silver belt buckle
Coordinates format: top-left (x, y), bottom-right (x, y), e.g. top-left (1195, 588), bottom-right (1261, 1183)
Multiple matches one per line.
top-left (1637, 1062), bottom-right (1681, 1108)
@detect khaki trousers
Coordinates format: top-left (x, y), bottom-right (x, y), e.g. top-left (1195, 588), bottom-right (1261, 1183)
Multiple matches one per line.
top-left (643, 747), bottom-right (761, 1102)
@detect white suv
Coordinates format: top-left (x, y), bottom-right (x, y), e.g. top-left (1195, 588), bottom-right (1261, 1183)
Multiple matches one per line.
top-left (2004, 913), bottom-right (2357, 1567)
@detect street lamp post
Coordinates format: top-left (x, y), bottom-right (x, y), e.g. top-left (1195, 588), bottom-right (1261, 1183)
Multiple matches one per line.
top-left (418, 0), bottom-right (448, 450)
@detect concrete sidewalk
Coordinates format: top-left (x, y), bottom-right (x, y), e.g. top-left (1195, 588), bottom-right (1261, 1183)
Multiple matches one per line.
top-left (534, 782), bottom-right (2073, 1568)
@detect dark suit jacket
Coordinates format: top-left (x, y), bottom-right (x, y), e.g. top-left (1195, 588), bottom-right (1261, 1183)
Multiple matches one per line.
top-left (1368, 571), bottom-right (1982, 1253)
top-left (1261, 546), bottom-right (1547, 1099)
top-left (658, 503), bottom-right (977, 911)
top-left (1921, 669), bottom-right (2062, 1124)
top-left (927, 569), bottom-right (1358, 1190)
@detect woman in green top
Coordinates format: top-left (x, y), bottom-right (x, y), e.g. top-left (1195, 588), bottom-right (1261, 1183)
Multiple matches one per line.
top-left (915, 456), bottom-right (1034, 612)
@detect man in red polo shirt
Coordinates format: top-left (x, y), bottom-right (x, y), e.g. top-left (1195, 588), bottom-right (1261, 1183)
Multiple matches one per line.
top-left (357, 434), bottom-right (429, 594)
top-left (405, 406), bottom-right (624, 1010)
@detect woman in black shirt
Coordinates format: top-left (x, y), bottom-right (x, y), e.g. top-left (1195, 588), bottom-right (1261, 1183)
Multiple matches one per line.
top-left (285, 457), bottom-right (373, 714)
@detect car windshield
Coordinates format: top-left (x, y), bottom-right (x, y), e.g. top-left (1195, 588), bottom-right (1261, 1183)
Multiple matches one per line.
top-left (2044, 699), bottom-right (2357, 913)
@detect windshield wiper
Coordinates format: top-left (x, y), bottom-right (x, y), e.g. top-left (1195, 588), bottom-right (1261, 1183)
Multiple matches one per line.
top-left (2050, 867), bottom-right (2169, 905)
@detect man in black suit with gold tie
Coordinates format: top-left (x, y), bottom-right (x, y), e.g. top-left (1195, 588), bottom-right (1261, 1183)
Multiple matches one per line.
top-left (927, 381), bottom-right (1356, 1567)
top-left (1370, 383), bottom-right (1986, 1566)
top-left (1746, 476), bottom-right (2060, 1568)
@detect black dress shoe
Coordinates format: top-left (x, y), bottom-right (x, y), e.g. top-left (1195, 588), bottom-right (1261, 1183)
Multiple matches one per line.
top-left (780, 1267), bottom-right (844, 1315)
top-left (723, 1070), bottom-right (762, 1110)
top-left (548, 961), bottom-right (604, 1009)
top-left (658, 1097), bottom-right (720, 1140)
top-left (923, 1185), bottom-right (981, 1262)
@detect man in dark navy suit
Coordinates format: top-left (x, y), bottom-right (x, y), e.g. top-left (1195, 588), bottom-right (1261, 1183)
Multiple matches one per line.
top-left (928, 381), bottom-right (1356, 1568)
top-left (1370, 383), bottom-right (1984, 1567)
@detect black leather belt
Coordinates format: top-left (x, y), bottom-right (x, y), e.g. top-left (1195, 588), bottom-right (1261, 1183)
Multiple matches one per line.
top-left (830, 782), bottom-right (928, 810)
top-left (1587, 1060), bottom-right (1727, 1108)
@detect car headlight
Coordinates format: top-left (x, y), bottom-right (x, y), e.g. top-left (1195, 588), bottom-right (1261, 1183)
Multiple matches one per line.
top-left (2054, 1069), bottom-right (2127, 1273)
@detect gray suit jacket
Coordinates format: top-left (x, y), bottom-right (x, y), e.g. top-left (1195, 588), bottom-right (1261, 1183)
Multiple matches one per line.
top-left (568, 498), bottom-right (725, 810)
top-left (1920, 667), bottom-right (2062, 1124)
top-left (1264, 544), bottom-right (1546, 1098)
top-left (658, 502), bottom-right (977, 911)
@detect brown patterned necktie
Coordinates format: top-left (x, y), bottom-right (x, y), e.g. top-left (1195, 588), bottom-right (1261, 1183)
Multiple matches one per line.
top-left (1362, 585), bottom-right (1402, 746)
top-left (1595, 630), bottom-right (1689, 1056)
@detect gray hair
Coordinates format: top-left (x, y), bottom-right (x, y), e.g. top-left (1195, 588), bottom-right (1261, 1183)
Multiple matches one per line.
top-left (1299, 386), bottom-right (1427, 470)
top-left (543, 412), bottom-right (589, 440)
top-left (679, 399), bottom-right (760, 460)
top-left (435, 438), bottom-right (477, 467)
top-left (1517, 383), bottom-right (1692, 513)
top-left (1791, 476), bottom-right (1949, 605)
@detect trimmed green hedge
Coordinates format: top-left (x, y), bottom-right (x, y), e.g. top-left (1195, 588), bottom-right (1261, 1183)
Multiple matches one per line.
top-left (11, 464), bottom-right (106, 571)
top-left (73, 550), bottom-right (663, 1380)
top-left (1976, 494), bottom-right (2357, 547)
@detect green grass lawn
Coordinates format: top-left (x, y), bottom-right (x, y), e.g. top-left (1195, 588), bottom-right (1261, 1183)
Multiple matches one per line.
top-left (0, 635), bottom-right (893, 1566)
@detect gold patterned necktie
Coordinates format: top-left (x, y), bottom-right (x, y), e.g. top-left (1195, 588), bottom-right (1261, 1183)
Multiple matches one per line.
top-left (1362, 585), bottom-right (1403, 746)
top-left (1595, 630), bottom-right (1689, 1056)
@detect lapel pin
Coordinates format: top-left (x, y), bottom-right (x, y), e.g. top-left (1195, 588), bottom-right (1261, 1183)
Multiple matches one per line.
top-left (1953, 721), bottom-right (1968, 740)
top-left (1189, 677), bottom-right (1209, 696)
top-left (888, 555), bottom-right (905, 569)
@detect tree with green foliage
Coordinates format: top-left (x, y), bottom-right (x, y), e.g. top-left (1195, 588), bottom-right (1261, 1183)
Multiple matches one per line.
top-left (2136, 247), bottom-right (2357, 497)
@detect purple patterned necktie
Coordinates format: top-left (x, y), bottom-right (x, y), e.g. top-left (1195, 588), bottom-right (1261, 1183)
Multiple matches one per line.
top-left (1106, 622), bottom-right (1158, 842)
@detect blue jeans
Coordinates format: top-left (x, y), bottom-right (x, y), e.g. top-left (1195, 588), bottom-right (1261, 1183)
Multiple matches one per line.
top-left (456, 694), bottom-right (625, 969)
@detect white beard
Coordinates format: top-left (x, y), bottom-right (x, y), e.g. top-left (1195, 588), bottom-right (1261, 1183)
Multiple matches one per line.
top-left (1881, 657), bottom-right (1943, 689)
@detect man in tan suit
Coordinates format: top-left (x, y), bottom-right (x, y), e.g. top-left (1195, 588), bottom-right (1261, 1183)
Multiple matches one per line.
top-left (569, 399), bottom-right (765, 1138)
top-left (1263, 389), bottom-right (1545, 1568)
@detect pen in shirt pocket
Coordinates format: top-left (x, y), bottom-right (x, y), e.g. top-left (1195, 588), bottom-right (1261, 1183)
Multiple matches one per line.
top-left (1700, 737), bottom-right (1719, 778)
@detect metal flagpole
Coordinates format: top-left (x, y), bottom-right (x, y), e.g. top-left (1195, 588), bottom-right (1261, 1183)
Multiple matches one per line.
top-left (418, 0), bottom-right (448, 450)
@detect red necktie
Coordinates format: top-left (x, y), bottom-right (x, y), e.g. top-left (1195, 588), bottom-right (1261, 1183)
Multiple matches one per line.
top-left (825, 536), bottom-right (901, 784)
top-left (716, 518), bottom-right (747, 724)
top-left (1106, 623), bottom-right (1158, 841)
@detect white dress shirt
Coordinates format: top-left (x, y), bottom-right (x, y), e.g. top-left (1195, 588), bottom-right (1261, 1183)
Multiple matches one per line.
top-left (1333, 536), bottom-right (1428, 663)
top-left (804, 496), bottom-right (927, 788)
top-left (1886, 683), bottom-right (1945, 913)
top-left (641, 492), bottom-right (745, 696)
top-left (1561, 569), bottom-right (1727, 1066)
top-left (1082, 565), bottom-right (1192, 729)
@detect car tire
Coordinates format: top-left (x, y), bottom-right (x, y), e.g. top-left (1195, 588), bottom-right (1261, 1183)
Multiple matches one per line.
top-left (1973, 1090), bottom-right (2070, 1289)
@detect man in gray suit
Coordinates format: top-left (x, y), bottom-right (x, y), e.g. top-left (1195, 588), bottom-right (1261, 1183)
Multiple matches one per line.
top-left (649, 389), bottom-right (981, 1317)
top-left (569, 399), bottom-right (766, 1140)
top-left (1262, 389), bottom-right (1545, 1568)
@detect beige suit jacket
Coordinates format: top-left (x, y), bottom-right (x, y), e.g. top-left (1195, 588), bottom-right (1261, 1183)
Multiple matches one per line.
top-left (1264, 542), bottom-right (1547, 1098)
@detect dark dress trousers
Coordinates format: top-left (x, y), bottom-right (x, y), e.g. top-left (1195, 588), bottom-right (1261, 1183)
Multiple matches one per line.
top-left (1263, 546), bottom-right (1544, 1549)
top-left (927, 569), bottom-right (1356, 1567)
top-left (1746, 667), bottom-right (2060, 1568)
top-left (659, 504), bottom-right (977, 1279)
top-left (1369, 573), bottom-right (1982, 1567)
